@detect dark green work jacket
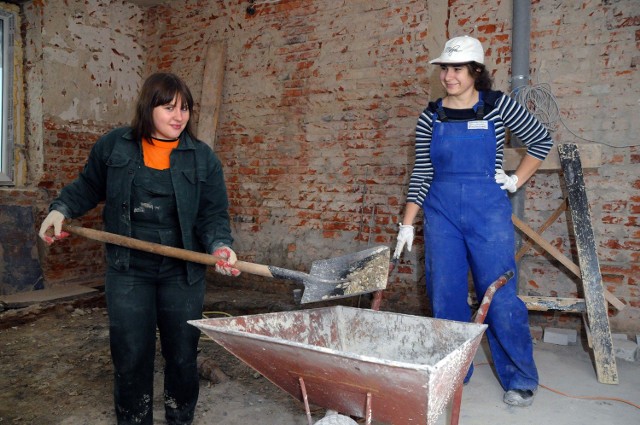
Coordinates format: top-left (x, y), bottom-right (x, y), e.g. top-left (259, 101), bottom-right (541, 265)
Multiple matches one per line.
top-left (50, 127), bottom-right (233, 284)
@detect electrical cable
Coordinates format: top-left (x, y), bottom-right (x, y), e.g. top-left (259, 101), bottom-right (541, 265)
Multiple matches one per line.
top-left (510, 82), bottom-right (640, 148)
top-left (538, 382), bottom-right (640, 409)
top-left (202, 310), bottom-right (233, 318)
top-left (511, 83), bottom-right (560, 131)
top-left (475, 361), bottom-right (640, 410)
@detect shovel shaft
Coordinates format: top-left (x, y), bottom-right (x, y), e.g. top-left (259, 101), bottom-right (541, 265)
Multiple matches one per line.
top-left (62, 224), bottom-right (274, 278)
top-left (61, 224), bottom-right (390, 304)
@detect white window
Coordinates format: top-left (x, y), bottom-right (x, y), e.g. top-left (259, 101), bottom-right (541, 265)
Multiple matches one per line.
top-left (0, 9), bottom-right (15, 185)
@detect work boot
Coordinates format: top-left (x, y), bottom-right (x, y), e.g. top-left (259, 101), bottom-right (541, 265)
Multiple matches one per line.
top-left (503, 389), bottom-right (536, 407)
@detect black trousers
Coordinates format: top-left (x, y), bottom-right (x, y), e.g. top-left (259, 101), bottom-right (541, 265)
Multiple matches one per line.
top-left (105, 249), bottom-right (204, 425)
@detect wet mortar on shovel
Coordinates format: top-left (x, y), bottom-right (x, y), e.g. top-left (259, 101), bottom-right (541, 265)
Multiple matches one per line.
top-left (325, 252), bottom-right (389, 299)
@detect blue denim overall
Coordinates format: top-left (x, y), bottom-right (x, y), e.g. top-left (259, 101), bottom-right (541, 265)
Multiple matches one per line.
top-left (422, 98), bottom-right (538, 391)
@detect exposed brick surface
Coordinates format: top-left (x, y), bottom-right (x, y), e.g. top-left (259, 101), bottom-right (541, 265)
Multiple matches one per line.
top-left (0, 1), bottom-right (637, 330)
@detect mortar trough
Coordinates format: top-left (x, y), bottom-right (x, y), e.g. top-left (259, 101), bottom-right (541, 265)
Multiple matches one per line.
top-left (189, 306), bottom-right (488, 425)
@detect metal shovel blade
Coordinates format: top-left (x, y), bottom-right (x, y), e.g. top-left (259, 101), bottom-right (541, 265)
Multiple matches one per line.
top-left (299, 245), bottom-right (390, 303)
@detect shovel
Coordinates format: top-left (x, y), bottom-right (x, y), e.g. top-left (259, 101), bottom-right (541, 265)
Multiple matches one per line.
top-left (61, 224), bottom-right (390, 304)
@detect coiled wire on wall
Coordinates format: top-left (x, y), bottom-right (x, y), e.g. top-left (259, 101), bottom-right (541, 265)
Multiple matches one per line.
top-left (510, 81), bottom-right (639, 148)
top-left (510, 83), bottom-right (560, 132)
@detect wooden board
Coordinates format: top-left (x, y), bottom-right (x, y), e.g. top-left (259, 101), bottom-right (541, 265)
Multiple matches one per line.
top-left (197, 40), bottom-right (226, 149)
top-left (0, 285), bottom-right (99, 309)
top-left (558, 143), bottom-right (618, 385)
top-left (503, 144), bottom-right (602, 171)
top-left (515, 199), bottom-right (567, 261)
top-left (518, 295), bottom-right (586, 313)
top-left (512, 215), bottom-right (624, 311)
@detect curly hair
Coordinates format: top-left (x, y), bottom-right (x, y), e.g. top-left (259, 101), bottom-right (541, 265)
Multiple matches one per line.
top-left (467, 62), bottom-right (493, 91)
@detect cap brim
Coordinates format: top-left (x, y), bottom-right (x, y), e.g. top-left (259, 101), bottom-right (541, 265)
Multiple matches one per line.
top-left (429, 58), bottom-right (474, 65)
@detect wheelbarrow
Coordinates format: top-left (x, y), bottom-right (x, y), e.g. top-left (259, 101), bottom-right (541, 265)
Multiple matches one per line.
top-left (189, 271), bottom-right (513, 425)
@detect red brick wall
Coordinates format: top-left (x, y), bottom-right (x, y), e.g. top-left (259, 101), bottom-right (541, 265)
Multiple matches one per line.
top-left (144, 0), bottom-right (433, 313)
top-left (0, 120), bottom-right (110, 290)
top-left (424, 1), bottom-right (640, 328)
top-left (35, 121), bottom-right (111, 286)
top-left (2, 1), bottom-right (638, 329)
top-left (144, 1), bottom-right (640, 319)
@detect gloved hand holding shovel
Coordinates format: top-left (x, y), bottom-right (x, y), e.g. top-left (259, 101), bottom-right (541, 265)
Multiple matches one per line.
top-left (212, 246), bottom-right (241, 276)
top-left (38, 210), bottom-right (70, 245)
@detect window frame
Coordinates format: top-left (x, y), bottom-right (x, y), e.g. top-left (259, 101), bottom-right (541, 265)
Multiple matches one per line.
top-left (0, 9), bottom-right (15, 186)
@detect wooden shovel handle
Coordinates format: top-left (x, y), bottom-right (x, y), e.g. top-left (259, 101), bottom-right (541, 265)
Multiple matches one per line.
top-left (62, 224), bottom-right (274, 278)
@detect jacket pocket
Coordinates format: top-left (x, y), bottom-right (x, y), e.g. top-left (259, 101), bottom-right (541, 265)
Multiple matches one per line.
top-left (105, 151), bottom-right (132, 200)
top-left (182, 169), bottom-right (197, 185)
top-left (197, 165), bottom-right (209, 182)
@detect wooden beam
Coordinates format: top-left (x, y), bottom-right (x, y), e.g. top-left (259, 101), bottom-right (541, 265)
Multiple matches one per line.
top-left (0, 285), bottom-right (99, 308)
top-left (515, 199), bottom-right (568, 261)
top-left (503, 144), bottom-right (602, 171)
top-left (512, 215), bottom-right (625, 312)
top-left (519, 295), bottom-right (586, 313)
top-left (559, 143), bottom-right (618, 385)
top-left (197, 40), bottom-right (227, 149)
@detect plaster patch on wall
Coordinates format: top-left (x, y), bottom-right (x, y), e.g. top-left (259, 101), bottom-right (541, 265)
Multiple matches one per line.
top-left (66, 19), bottom-right (142, 103)
top-left (89, 97), bottom-right (105, 122)
top-left (59, 98), bottom-right (80, 121)
top-left (41, 1), bottom-right (145, 123)
top-left (589, 84), bottom-right (611, 95)
top-left (49, 33), bottom-right (70, 49)
top-left (43, 47), bottom-right (80, 67)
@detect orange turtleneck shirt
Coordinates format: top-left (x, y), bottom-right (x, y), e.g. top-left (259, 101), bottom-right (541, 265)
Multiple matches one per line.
top-left (141, 137), bottom-right (179, 170)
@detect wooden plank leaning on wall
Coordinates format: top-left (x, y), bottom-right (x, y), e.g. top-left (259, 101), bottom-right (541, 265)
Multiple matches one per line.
top-left (197, 40), bottom-right (227, 150)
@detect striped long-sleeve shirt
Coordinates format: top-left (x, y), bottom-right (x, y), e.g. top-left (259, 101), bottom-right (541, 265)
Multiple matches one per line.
top-left (407, 90), bottom-right (554, 206)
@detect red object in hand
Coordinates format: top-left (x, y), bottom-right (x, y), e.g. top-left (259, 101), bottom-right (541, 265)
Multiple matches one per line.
top-left (212, 246), bottom-right (241, 277)
top-left (43, 231), bottom-right (70, 245)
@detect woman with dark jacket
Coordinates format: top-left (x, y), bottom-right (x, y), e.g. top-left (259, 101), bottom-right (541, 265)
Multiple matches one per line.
top-left (39, 72), bottom-right (239, 424)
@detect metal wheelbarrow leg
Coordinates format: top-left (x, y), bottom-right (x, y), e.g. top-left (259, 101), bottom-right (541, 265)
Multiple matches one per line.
top-left (449, 270), bottom-right (514, 425)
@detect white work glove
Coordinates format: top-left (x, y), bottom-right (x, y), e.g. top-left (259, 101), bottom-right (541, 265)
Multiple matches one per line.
top-left (393, 224), bottom-right (414, 259)
top-left (38, 210), bottom-right (70, 245)
top-left (495, 169), bottom-right (519, 193)
top-left (212, 246), bottom-right (241, 277)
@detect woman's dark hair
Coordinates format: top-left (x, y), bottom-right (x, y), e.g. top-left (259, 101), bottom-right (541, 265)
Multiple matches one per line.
top-left (131, 72), bottom-right (195, 141)
top-left (466, 62), bottom-right (493, 91)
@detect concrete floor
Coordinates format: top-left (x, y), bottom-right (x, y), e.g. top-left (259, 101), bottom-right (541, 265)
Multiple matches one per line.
top-left (433, 339), bottom-right (640, 425)
top-left (3, 288), bottom-right (637, 424)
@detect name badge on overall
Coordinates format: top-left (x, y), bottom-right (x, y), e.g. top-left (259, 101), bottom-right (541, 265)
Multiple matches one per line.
top-left (467, 120), bottom-right (488, 130)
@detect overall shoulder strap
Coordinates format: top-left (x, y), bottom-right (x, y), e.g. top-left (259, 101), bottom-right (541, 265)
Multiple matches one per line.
top-left (435, 99), bottom-right (448, 122)
top-left (474, 91), bottom-right (485, 120)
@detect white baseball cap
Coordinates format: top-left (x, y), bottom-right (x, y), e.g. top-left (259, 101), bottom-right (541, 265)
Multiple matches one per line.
top-left (429, 35), bottom-right (484, 65)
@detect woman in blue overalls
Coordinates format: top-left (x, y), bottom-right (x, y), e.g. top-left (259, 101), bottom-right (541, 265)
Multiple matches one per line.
top-left (394, 36), bottom-right (553, 407)
top-left (39, 73), bottom-right (240, 424)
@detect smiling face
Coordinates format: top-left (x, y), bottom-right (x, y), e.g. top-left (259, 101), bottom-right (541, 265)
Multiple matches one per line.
top-left (439, 64), bottom-right (477, 99)
top-left (151, 95), bottom-right (190, 140)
